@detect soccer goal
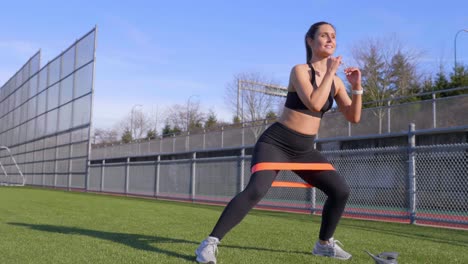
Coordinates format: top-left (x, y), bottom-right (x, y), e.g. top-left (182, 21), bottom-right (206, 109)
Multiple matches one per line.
top-left (0, 146), bottom-right (25, 186)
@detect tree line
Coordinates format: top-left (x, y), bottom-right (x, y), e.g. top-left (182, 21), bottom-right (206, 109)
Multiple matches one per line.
top-left (93, 36), bottom-right (467, 145)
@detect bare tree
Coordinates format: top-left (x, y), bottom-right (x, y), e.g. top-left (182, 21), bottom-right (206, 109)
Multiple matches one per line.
top-left (131, 109), bottom-right (151, 139)
top-left (165, 98), bottom-right (205, 132)
top-left (224, 72), bottom-right (285, 140)
top-left (92, 128), bottom-right (119, 145)
top-left (148, 105), bottom-right (164, 136)
top-left (115, 108), bottom-right (152, 141)
top-left (224, 71), bottom-right (285, 122)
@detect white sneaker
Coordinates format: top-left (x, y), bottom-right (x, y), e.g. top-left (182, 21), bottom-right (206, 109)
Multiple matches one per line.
top-left (195, 236), bottom-right (220, 264)
top-left (312, 238), bottom-right (352, 260)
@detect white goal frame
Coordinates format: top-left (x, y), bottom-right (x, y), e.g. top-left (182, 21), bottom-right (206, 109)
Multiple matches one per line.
top-left (0, 146), bottom-right (25, 186)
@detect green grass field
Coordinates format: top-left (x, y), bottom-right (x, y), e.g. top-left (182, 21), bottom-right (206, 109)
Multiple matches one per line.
top-left (0, 187), bottom-right (466, 264)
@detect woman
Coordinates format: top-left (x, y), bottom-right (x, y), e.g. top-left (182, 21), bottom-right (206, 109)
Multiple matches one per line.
top-left (196, 21), bottom-right (362, 263)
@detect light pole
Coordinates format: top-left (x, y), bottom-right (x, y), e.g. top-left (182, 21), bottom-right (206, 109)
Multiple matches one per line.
top-left (131, 104), bottom-right (142, 139)
top-left (454, 29), bottom-right (468, 70)
top-left (387, 95), bottom-right (394, 133)
top-left (186, 95), bottom-right (199, 132)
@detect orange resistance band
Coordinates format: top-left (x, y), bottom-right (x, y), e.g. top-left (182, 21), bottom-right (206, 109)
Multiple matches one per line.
top-left (251, 162), bottom-right (335, 174)
top-left (271, 181), bottom-right (313, 188)
top-left (251, 162), bottom-right (335, 189)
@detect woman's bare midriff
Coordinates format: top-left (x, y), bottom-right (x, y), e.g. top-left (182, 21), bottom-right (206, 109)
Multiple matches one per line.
top-left (278, 107), bottom-right (322, 135)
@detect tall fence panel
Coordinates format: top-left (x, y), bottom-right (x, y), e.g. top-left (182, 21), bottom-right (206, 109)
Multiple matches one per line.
top-left (195, 158), bottom-right (239, 202)
top-left (158, 160), bottom-right (191, 199)
top-left (128, 162), bottom-right (156, 196)
top-left (415, 144), bottom-right (468, 228)
top-left (320, 147), bottom-right (408, 220)
top-left (0, 28), bottom-right (97, 190)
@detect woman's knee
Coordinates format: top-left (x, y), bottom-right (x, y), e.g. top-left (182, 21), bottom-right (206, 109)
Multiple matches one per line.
top-left (337, 182), bottom-right (351, 201)
top-left (244, 184), bottom-right (270, 202)
top-left (326, 174), bottom-right (350, 202)
top-left (242, 171), bottom-right (276, 203)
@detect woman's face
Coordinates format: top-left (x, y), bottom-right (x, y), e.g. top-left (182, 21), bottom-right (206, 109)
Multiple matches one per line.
top-left (309, 24), bottom-right (336, 57)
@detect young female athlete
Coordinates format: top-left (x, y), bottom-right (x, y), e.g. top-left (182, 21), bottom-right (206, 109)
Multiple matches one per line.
top-left (196, 21), bottom-right (362, 263)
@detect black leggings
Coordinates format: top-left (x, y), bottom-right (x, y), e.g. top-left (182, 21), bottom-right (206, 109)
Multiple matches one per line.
top-left (210, 122), bottom-right (350, 241)
top-left (209, 169), bottom-right (350, 241)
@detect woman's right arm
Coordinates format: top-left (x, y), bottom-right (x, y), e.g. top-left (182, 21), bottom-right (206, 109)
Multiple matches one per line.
top-left (291, 57), bottom-right (341, 112)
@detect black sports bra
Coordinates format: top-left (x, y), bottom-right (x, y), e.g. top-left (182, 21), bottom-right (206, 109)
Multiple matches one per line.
top-left (284, 63), bottom-right (335, 118)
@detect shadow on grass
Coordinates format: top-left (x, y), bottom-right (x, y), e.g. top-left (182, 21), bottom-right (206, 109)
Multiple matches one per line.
top-left (246, 211), bottom-right (468, 247)
top-left (9, 222), bottom-right (197, 261)
top-left (340, 222), bottom-right (468, 247)
top-left (9, 222), bottom-right (311, 261)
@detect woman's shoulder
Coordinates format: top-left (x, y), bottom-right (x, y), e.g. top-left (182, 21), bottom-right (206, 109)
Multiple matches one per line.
top-left (290, 64), bottom-right (311, 77)
top-left (291, 63), bottom-right (310, 70)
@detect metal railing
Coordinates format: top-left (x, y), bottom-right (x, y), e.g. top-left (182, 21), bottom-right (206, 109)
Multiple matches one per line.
top-left (85, 124), bottom-right (468, 229)
top-left (91, 89), bottom-right (468, 160)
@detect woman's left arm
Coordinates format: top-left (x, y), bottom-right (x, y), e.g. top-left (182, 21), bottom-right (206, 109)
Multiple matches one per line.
top-left (334, 67), bottom-right (362, 123)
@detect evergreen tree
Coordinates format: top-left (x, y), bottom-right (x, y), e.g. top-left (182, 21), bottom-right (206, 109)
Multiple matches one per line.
top-left (146, 129), bottom-right (157, 140)
top-left (265, 110), bottom-right (277, 120)
top-left (359, 45), bottom-right (387, 108)
top-left (433, 66), bottom-right (450, 97)
top-left (449, 65), bottom-right (468, 95)
top-left (389, 51), bottom-right (420, 102)
top-left (232, 115), bottom-right (241, 124)
top-left (121, 129), bottom-right (133, 143)
top-left (204, 111), bottom-right (218, 130)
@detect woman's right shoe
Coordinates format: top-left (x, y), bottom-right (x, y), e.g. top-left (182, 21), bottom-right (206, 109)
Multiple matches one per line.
top-left (312, 238), bottom-right (352, 260)
top-left (195, 236), bottom-right (220, 264)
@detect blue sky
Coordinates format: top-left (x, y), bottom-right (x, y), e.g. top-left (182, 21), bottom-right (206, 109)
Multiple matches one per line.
top-left (1, 0), bottom-right (467, 130)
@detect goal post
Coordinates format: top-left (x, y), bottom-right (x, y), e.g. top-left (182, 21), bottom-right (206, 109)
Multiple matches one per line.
top-left (0, 146), bottom-right (25, 186)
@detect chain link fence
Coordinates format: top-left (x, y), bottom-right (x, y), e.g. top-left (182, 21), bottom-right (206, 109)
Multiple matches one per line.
top-left (86, 125), bottom-right (468, 229)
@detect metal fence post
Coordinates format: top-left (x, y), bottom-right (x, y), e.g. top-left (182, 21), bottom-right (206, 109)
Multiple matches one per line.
top-left (408, 123), bottom-right (417, 224)
top-left (387, 100), bottom-right (391, 133)
top-left (203, 130), bottom-right (206, 150)
top-left (172, 134), bottom-right (176, 152)
top-left (67, 145), bottom-right (72, 191)
top-left (125, 157), bottom-right (130, 195)
top-left (311, 139), bottom-right (317, 214)
top-left (159, 136), bottom-right (162, 153)
top-left (191, 152), bottom-right (197, 201)
top-left (86, 160), bottom-right (90, 191)
top-left (221, 127), bottom-right (224, 148)
top-left (239, 148), bottom-right (245, 193)
top-left (432, 92), bottom-right (437, 128)
top-left (101, 160), bottom-right (105, 192)
top-left (155, 155), bottom-right (160, 198)
top-left (186, 132), bottom-right (190, 151)
top-left (241, 123), bottom-right (245, 146)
